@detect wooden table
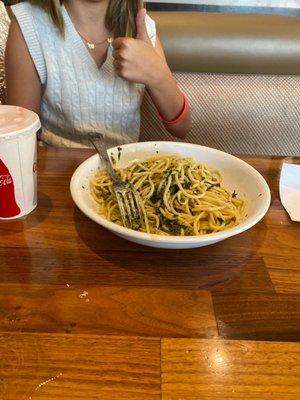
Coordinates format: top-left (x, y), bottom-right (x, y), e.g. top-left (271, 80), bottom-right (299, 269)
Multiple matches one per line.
top-left (0, 147), bottom-right (299, 400)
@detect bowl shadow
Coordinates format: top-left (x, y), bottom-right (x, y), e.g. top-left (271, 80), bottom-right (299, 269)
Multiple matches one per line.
top-left (73, 207), bottom-right (267, 290)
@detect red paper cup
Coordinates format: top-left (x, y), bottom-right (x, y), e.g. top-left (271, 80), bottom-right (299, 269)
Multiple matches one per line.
top-left (0, 105), bottom-right (41, 220)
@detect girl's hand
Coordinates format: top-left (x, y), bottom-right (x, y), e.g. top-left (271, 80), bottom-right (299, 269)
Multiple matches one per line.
top-left (112, 8), bottom-right (191, 139)
top-left (112, 8), bottom-right (170, 87)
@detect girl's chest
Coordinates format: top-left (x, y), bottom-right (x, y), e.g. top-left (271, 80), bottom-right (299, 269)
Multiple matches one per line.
top-left (86, 42), bottom-right (111, 69)
top-left (43, 47), bottom-right (145, 111)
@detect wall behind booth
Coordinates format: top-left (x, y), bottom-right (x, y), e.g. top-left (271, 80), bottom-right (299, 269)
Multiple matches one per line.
top-left (146, 1), bottom-right (300, 16)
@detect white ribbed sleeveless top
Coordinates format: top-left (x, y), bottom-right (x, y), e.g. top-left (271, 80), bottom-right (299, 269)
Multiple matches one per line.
top-left (12, 2), bottom-right (156, 148)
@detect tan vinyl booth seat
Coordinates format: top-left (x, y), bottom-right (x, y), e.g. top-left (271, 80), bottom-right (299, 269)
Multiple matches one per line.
top-left (141, 12), bottom-right (300, 156)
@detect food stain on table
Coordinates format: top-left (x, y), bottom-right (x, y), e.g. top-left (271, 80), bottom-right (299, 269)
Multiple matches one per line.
top-left (79, 290), bottom-right (90, 303)
top-left (28, 373), bottom-right (63, 399)
top-left (35, 372), bottom-right (63, 391)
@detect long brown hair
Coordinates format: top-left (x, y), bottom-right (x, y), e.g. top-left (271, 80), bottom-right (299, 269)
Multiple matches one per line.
top-left (30, 0), bottom-right (144, 37)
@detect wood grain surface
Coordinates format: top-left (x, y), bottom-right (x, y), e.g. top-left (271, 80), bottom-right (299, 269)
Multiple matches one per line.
top-left (162, 338), bottom-right (300, 400)
top-left (0, 332), bottom-right (161, 400)
top-left (0, 147), bottom-right (299, 399)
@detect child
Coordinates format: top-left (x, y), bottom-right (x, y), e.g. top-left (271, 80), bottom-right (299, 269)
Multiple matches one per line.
top-left (5, 0), bottom-right (191, 147)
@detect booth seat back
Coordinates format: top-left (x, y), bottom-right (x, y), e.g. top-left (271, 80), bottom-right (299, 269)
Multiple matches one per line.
top-left (141, 12), bottom-right (300, 156)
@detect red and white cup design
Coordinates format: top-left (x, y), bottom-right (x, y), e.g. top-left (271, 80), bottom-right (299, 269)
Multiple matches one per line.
top-left (0, 105), bottom-right (41, 220)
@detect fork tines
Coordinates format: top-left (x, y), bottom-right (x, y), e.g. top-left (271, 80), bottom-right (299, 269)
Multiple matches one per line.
top-left (115, 187), bottom-right (144, 231)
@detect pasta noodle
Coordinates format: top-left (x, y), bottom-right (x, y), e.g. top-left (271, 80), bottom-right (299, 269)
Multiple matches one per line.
top-left (90, 155), bottom-right (246, 236)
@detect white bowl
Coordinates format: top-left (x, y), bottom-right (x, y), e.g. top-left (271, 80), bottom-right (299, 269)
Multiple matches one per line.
top-left (70, 142), bottom-right (271, 249)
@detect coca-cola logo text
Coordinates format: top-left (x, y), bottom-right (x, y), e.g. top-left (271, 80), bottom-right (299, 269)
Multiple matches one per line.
top-left (0, 174), bottom-right (13, 187)
top-left (0, 159), bottom-right (21, 218)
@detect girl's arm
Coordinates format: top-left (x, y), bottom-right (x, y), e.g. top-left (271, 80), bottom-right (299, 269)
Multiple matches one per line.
top-left (112, 9), bottom-right (191, 139)
top-left (5, 18), bottom-right (41, 114)
top-left (147, 36), bottom-right (191, 139)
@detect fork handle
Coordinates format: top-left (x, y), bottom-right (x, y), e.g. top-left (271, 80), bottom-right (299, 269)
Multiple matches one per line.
top-left (88, 133), bottom-right (119, 183)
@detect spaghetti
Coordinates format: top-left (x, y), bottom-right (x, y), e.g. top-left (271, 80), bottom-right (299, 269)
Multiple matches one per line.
top-left (90, 155), bottom-right (246, 235)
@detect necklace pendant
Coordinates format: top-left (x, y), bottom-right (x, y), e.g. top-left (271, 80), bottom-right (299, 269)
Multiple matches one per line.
top-left (87, 42), bottom-right (95, 50)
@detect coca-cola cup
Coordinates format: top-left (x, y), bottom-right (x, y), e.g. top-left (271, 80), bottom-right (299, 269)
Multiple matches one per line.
top-left (0, 105), bottom-right (41, 220)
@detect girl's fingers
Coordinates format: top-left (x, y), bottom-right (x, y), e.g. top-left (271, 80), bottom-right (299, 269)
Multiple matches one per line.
top-left (112, 49), bottom-right (123, 60)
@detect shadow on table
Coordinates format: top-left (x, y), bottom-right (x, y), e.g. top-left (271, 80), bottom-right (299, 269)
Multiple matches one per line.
top-left (0, 192), bottom-right (53, 236)
top-left (73, 207), bottom-right (268, 290)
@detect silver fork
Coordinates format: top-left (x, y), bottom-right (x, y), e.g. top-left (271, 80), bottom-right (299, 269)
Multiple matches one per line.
top-left (88, 133), bottom-right (144, 231)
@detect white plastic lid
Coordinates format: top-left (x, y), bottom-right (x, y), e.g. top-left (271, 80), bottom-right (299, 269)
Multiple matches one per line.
top-left (0, 105), bottom-right (41, 139)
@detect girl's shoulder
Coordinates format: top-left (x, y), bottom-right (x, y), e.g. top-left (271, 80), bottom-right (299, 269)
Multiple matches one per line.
top-left (11, 1), bottom-right (54, 32)
top-left (10, 2), bottom-right (57, 85)
top-left (12, 1), bottom-right (47, 17)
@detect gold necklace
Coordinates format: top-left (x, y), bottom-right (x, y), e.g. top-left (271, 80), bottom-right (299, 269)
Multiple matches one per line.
top-left (77, 31), bottom-right (113, 50)
top-left (65, 6), bottom-right (113, 50)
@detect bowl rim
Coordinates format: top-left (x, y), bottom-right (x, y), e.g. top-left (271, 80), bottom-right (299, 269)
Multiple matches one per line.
top-left (70, 141), bottom-right (271, 243)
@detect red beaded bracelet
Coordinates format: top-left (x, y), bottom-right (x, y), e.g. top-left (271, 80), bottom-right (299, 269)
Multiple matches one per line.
top-left (158, 93), bottom-right (189, 125)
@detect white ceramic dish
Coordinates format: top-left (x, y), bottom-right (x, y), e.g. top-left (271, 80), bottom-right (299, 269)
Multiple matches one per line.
top-left (70, 142), bottom-right (271, 249)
